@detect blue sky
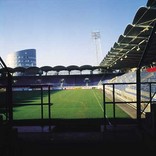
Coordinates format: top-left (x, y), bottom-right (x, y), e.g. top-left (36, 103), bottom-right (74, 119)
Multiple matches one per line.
top-left (0, 0), bottom-right (147, 67)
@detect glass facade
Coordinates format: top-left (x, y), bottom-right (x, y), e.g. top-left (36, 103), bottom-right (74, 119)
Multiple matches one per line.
top-left (6, 49), bottom-right (36, 68)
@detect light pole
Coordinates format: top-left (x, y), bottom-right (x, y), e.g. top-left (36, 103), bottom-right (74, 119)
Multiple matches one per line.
top-left (92, 31), bottom-right (103, 65)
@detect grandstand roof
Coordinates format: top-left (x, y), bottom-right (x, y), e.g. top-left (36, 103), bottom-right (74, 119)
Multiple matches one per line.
top-left (147, 0), bottom-right (156, 7)
top-left (100, 0), bottom-right (156, 70)
top-left (6, 65), bottom-right (106, 75)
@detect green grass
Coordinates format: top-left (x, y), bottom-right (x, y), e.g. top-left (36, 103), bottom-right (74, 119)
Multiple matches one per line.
top-left (11, 89), bottom-right (130, 120)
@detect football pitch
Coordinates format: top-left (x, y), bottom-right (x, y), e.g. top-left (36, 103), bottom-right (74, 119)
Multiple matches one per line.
top-left (11, 89), bottom-right (130, 120)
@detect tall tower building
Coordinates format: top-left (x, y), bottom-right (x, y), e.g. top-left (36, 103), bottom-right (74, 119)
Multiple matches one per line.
top-left (6, 49), bottom-right (36, 68)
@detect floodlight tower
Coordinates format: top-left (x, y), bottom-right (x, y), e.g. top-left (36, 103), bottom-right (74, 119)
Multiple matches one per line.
top-left (92, 31), bottom-right (103, 66)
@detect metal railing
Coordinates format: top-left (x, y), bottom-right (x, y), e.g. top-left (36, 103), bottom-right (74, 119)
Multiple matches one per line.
top-left (102, 82), bottom-right (156, 128)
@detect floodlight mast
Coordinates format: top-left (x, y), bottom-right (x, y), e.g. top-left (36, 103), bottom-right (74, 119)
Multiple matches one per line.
top-left (92, 31), bottom-right (103, 66)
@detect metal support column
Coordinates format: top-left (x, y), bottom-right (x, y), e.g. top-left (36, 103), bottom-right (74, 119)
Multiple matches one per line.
top-left (103, 84), bottom-right (106, 130)
top-left (48, 85), bottom-right (51, 131)
top-left (136, 68), bottom-right (141, 125)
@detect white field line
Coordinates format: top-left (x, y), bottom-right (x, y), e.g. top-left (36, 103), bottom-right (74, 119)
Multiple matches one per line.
top-left (92, 90), bottom-right (103, 112)
top-left (92, 90), bottom-right (112, 126)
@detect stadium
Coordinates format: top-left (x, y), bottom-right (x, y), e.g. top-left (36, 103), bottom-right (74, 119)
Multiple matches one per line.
top-left (0, 0), bottom-right (156, 155)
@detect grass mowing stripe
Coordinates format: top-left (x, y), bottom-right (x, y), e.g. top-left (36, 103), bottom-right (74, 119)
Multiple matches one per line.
top-left (51, 89), bottom-right (104, 119)
top-left (12, 89), bottom-right (131, 119)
